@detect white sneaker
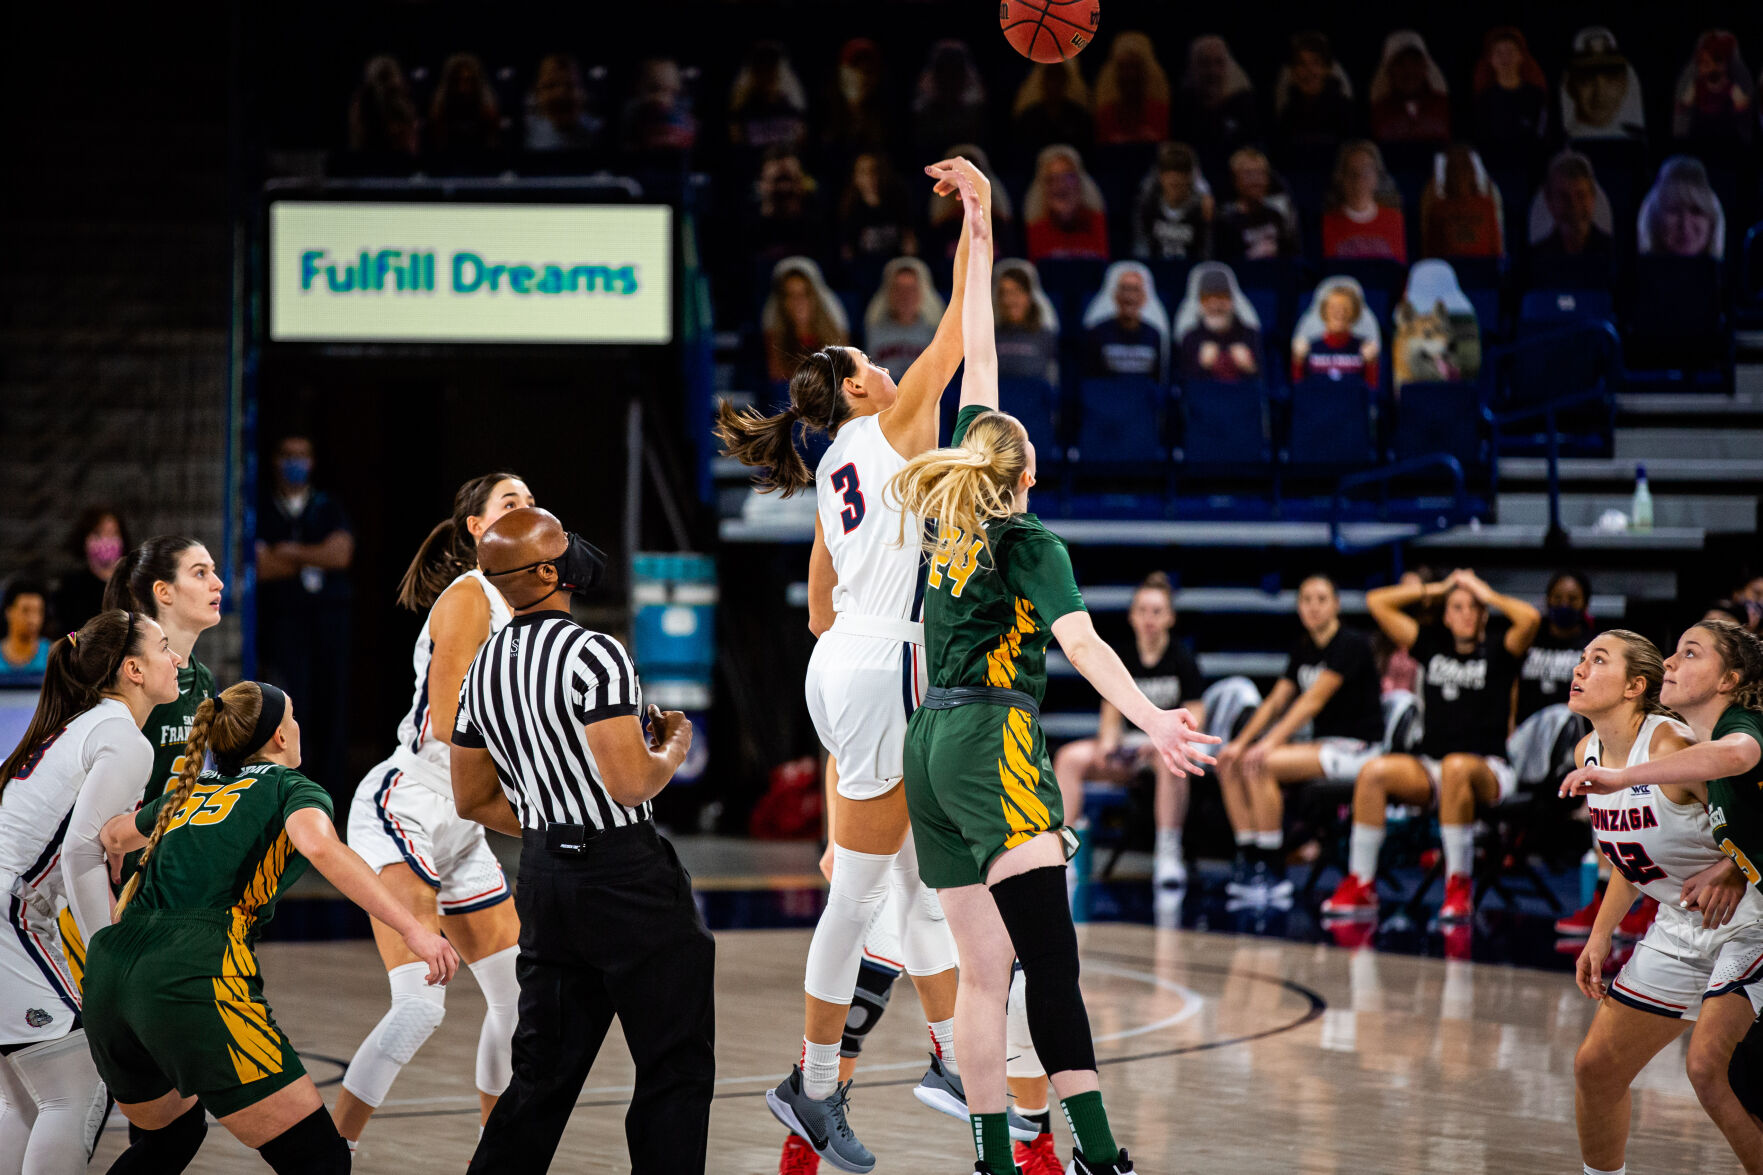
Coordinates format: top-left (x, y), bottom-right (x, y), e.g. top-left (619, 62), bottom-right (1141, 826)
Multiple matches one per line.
top-left (1153, 850), bottom-right (1187, 889)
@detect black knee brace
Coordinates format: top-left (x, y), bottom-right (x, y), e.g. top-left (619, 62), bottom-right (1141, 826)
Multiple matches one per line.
top-left (1731, 1015), bottom-right (1763, 1119)
top-left (110, 1102), bottom-right (207, 1174)
top-left (258, 1105), bottom-right (349, 1174)
top-left (841, 957), bottom-right (900, 1059)
top-left (990, 866), bottom-right (1096, 1076)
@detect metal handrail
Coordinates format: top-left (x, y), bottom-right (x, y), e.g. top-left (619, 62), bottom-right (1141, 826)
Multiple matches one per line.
top-left (1329, 453), bottom-right (1470, 555)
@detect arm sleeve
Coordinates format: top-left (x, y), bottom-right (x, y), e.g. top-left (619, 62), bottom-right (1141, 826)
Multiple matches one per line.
top-left (1003, 532), bottom-right (1087, 627)
top-left (279, 770), bottom-right (334, 822)
top-left (573, 635), bottom-right (643, 727)
top-left (451, 678), bottom-right (487, 748)
top-left (60, 719), bottom-right (154, 943)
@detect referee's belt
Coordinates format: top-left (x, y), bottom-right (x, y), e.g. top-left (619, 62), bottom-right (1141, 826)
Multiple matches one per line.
top-left (531, 819), bottom-right (653, 856)
top-left (829, 613), bottom-right (924, 644)
top-left (919, 684), bottom-right (1040, 720)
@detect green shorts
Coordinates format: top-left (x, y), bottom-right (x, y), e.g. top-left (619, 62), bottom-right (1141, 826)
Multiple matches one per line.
top-left (904, 699), bottom-right (1066, 889)
top-left (82, 910), bottom-right (305, 1117)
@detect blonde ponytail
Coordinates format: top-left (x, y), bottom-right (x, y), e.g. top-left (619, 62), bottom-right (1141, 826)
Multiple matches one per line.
top-left (889, 410), bottom-right (1031, 562)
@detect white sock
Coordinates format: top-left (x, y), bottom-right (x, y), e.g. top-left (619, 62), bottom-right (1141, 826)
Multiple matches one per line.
top-left (347, 1139), bottom-right (359, 1154)
top-left (929, 1018), bottom-right (958, 1075)
top-left (1442, 824), bottom-right (1474, 879)
top-left (801, 1038), bottom-right (842, 1101)
top-left (1584, 1165), bottom-right (1624, 1175)
top-left (1349, 824), bottom-right (1385, 883)
top-left (1234, 830), bottom-right (1256, 848)
top-left (1155, 828), bottom-right (1183, 858)
top-left (1255, 830), bottom-right (1281, 852)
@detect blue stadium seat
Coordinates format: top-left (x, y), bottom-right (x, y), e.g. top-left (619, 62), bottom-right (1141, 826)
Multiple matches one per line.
top-left (1072, 376), bottom-right (1167, 466)
top-left (1145, 259), bottom-right (1191, 313)
top-left (1176, 380), bottom-right (1271, 469)
top-left (1034, 258), bottom-right (1109, 329)
top-left (1324, 258), bottom-right (1407, 306)
top-left (997, 376), bottom-right (1063, 463)
top-left (1285, 377), bottom-right (1378, 473)
top-left (1390, 382), bottom-right (1492, 485)
top-left (1626, 255), bottom-right (1729, 372)
top-left (1518, 289), bottom-right (1614, 333)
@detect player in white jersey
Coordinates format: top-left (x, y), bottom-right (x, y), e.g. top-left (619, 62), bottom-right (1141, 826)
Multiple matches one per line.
top-left (334, 473), bottom-right (534, 1151)
top-left (719, 158), bottom-right (995, 1172)
top-left (1564, 630), bottom-right (1763, 1175)
top-left (0, 609), bottom-right (182, 1171)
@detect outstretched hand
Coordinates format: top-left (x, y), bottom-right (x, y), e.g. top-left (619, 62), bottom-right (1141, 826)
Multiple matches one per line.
top-left (925, 158), bottom-right (992, 241)
top-left (1560, 764), bottom-right (1628, 798)
top-left (1144, 708), bottom-right (1221, 777)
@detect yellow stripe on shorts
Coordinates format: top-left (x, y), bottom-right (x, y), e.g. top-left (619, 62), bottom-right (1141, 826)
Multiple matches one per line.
top-left (55, 909), bottom-right (85, 996)
top-left (997, 705), bottom-right (1053, 850)
top-left (214, 933), bottom-right (283, 1083)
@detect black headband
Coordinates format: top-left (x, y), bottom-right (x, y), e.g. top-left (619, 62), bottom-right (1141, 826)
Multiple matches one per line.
top-left (216, 682), bottom-right (287, 775)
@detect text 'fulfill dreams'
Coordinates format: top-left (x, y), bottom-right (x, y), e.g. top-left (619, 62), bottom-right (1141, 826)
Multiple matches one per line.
top-left (297, 249), bottom-right (641, 295)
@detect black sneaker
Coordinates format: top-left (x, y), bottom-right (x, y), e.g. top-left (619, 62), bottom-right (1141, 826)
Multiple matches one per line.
top-left (1224, 852), bottom-right (1255, 895)
top-left (1066, 1147), bottom-right (1134, 1174)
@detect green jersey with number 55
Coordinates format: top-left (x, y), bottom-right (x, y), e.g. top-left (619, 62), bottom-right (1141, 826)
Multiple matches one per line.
top-left (920, 405), bottom-right (1088, 705)
top-left (128, 763), bottom-right (333, 946)
top-left (1707, 706), bottom-right (1763, 888)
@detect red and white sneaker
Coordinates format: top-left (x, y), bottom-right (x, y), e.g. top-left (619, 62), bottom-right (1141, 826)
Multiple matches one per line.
top-left (1554, 895), bottom-right (1602, 936)
top-left (1013, 1131), bottom-right (1062, 1175)
top-left (1320, 874), bottom-right (1379, 917)
top-left (778, 1134), bottom-right (820, 1175)
top-left (1438, 875), bottom-right (1474, 922)
top-left (1616, 896), bottom-right (1659, 940)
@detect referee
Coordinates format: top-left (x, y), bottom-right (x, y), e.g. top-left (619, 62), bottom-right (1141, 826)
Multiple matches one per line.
top-left (449, 507), bottom-right (715, 1174)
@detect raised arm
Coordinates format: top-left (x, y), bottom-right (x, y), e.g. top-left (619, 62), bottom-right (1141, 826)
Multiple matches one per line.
top-left (1366, 576), bottom-right (1451, 653)
top-left (925, 160), bottom-right (998, 414)
top-left (1564, 732), bottom-right (1760, 797)
top-left (1457, 569), bottom-right (1542, 657)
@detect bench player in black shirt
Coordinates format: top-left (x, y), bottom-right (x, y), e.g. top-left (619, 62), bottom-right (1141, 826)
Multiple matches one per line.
top-left (1052, 572), bottom-right (1207, 889)
top-left (1323, 569), bottom-right (1539, 921)
top-left (1216, 575), bottom-right (1384, 901)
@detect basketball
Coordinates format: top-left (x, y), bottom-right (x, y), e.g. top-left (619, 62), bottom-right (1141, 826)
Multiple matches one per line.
top-left (1000, 0), bottom-right (1100, 63)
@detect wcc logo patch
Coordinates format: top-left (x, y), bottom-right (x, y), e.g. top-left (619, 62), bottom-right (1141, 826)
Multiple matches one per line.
top-left (24, 1008), bottom-right (51, 1028)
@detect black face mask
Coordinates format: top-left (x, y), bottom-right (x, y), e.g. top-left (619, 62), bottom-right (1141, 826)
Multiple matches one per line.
top-left (487, 531), bottom-right (607, 608)
top-left (1549, 605), bottom-right (1586, 631)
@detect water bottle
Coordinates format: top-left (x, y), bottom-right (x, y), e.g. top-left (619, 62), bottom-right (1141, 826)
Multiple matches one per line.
top-left (1580, 849), bottom-right (1601, 908)
top-left (1631, 464), bottom-right (1653, 533)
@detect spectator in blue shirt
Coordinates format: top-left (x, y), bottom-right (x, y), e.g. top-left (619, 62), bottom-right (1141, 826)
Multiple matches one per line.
top-left (0, 579), bottom-right (50, 686)
top-left (1083, 261), bottom-right (1169, 381)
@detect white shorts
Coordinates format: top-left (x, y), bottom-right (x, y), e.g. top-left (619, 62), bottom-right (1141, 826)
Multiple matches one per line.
top-left (1610, 905), bottom-right (1763, 1021)
top-left (347, 760), bottom-right (512, 916)
top-left (0, 900), bottom-right (79, 1046)
top-left (806, 629), bottom-right (926, 801)
top-left (1419, 754), bottom-right (1518, 805)
top-left (1316, 738), bottom-right (1381, 784)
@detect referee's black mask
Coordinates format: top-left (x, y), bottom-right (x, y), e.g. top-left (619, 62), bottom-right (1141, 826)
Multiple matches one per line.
top-left (480, 508), bottom-right (606, 610)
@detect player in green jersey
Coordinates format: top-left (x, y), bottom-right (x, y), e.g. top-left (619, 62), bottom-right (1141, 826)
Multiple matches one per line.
top-left (102, 536), bottom-right (222, 805)
top-left (1563, 618), bottom-right (1763, 1171)
top-left (891, 161), bottom-right (1218, 1175)
top-left (85, 681), bottom-right (458, 1174)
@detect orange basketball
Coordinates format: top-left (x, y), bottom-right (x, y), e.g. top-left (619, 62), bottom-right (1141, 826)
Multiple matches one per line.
top-left (1000, 0), bottom-right (1100, 64)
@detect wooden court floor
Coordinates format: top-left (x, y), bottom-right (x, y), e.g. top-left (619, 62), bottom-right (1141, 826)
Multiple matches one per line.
top-left (90, 922), bottom-right (1735, 1173)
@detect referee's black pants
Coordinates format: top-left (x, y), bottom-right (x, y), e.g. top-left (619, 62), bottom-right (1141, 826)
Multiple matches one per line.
top-left (467, 822), bottom-right (716, 1174)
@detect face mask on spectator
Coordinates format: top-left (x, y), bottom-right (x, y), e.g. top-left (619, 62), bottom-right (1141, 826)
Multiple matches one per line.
top-left (86, 535), bottom-right (124, 568)
top-left (279, 457), bottom-right (313, 488)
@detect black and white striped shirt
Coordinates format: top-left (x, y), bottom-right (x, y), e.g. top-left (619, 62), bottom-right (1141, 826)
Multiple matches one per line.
top-left (452, 610), bottom-right (649, 831)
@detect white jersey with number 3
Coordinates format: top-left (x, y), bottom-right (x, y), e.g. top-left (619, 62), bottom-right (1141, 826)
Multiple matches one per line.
top-left (816, 415), bottom-right (923, 625)
top-left (1586, 714), bottom-right (1763, 917)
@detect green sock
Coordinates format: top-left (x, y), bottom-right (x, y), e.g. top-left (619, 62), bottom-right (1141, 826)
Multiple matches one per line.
top-left (1061, 1091), bottom-right (1119, 1166)
top-left (970, 1112), bottom-right (1013, 1170)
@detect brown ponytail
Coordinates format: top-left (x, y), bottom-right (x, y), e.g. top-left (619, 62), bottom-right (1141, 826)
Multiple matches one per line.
top-left (715, 346), bottom-right (856, 497)
top-left (102, 536), bottom-right (202, 619)
top-left (1695, 619), bottom-right (1763, 713)
top-left (396, 472), bottom-right (527, 611)
top-left (889, 411), bottom-right (1031, 561)
top-left (115, 681), bottom-right (268, 914)
top-left (0, 610), bottom-right (144, 789)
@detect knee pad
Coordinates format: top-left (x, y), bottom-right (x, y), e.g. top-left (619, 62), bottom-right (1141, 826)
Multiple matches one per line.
top-left (1732, 1018), bottom-right (1763, 1119)
top-left (1005, 962), bottom-right (1046, 1080)
top-left (840, 958), bottom-right (901, 1059)
top-left (804, 847), bottom-right (895, 1004)
top-left (341, 960), bottom-right (448, 1108)
top-left (258, 1106), bottom-right (349, 1175)
top-left (468, 944), bottom-right (520, 1097)
top-left (990, 867), bottom-right (1096, 1076)
top-left (891, 837), bottom-right (959, 977)
top-left (108, 1102), bottom-right (206, 1175)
